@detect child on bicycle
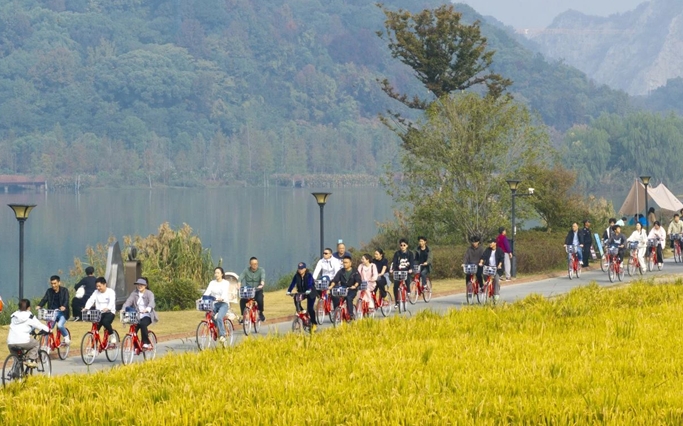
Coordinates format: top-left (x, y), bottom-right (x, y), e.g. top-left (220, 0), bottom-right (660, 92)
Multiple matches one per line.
top-left (121, 277), bottom-right (158, 349)
top-left (7, 299), bottom-right (49, 368)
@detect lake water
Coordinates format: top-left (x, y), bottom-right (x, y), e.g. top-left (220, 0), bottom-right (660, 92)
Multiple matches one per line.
top-left (0, 187), bottom-right (394, 299)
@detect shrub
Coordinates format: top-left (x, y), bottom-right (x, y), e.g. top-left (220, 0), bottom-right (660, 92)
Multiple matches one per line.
top-left (153, 278), bottom-right (201, 311)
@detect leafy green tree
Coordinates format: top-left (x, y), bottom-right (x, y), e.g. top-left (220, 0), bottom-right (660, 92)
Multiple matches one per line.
top-left (376, 4), bottom-right (511, 111)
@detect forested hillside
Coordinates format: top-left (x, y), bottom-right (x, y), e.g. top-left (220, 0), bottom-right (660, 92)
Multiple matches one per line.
top-left (0, 0), bottom-right (636, 187)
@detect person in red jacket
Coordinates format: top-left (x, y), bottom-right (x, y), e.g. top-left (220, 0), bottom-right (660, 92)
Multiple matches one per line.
top-left (496, 227), bottom-right (512, 281)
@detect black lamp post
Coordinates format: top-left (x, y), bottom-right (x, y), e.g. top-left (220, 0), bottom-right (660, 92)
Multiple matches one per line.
top-left (8, 204), bottom-right (36, 300)
top-left (311, 193), bottom-right (331, 256)
top-left (506, 180), bottom-right (521, 259)
top-left (640, 175), bottom-right (651, 232)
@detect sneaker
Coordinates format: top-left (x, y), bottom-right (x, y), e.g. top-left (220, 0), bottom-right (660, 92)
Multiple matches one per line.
top-left (63, 336), bottom-right (71, 345)
top-left (24, 360), bottom-right (37, 368)
top-left (219, 336), bottom-right (227, 343)
top-left (259, 313), bottom-right (265, 322)
top-left (72, 317), bottom-right (80, 322)
top-left (238, 318), bottom-right (244, 325)
top-left (109, 335), bottom-right (117, 344)
top-left (394, 303), bottom-right (399, 309)
top-left (142, 344), bottom-right (152, 350)
top-left (493, 295), bottom-right (500, 302)
top-left (659, 263), bottom-right (663, 267)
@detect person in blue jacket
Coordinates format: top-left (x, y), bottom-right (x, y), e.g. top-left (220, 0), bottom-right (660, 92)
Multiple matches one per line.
top-left (286, 262), bottom-right (317, 329)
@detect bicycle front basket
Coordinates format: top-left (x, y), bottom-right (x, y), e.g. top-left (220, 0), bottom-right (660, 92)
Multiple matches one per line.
top-left (647, 239), bottom-right (658, 247)
top-left (462, 264), bottom-right (478, 275)
top-left (482, 266), bottom-right (497, 276)
top-left (359, 281), bottom-right (369, 291)
top-left (120, 311), bottom-right (139, 325)
top-left (628, 241), bottom-right (639, 250)
top-left (608, 247), bottom-right (619, 256)
top-left (196, 299), bottom-right (215, 312)
top-left (314, 280), bottom-right (329, 291)
top-left (37, 309), bottom-right (56, 321)
top-left (82, 310), bottom-right (102, 323)
top-left (239, 286), bottom-right (256, 300)
top-left (566, 245), bottom-right (576, 254)
top-left (331, 287), bottom-right (348, 298)
top-left (392, 271), bottom-right (407, 281)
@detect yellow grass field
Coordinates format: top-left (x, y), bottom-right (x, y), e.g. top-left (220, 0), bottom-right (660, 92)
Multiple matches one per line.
top-left (2, 281), bottom-right (683, 424)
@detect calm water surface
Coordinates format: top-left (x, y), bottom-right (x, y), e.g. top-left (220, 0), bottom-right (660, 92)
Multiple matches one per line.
top-left (0, 187), bottom-right (394, 299)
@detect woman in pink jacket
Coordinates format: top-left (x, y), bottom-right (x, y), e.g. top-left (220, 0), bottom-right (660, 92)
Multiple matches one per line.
top-left (357, 254), bottom-right (379, 309)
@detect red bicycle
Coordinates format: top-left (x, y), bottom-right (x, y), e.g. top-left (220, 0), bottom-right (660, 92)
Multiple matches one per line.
top-left (371, 282), bottom-right (393, 316)
top-left (646, 238), bottom-right (662, 272)
top-left (331, 287), bottom-right (352, 327)
top-left (479, 266), bottom-right (497, 304)
top-left (392, 271), bottom-right (409, 313)
top-left (627, 241), bottom-right (644, 276)
top-left (289, 293), bottom-right (313, 334)
top-left (409, 264), bottom-right (432, 304)
top-left (195, 298), bottom-right (235, 350)
top-left (120, 311), bottom-right (158, 365)
top-left (37, 309), bottom-right (71, 360)
top-left (355, 282), bottom-right (376, 320)
top-left (80, 310), bottom-right (119, 365)
top-left (314, 278), bottom-right (334, 324)
top-left (607, 247), bottom-right (624, 282)
top-left (566, 245), bottom-right (581, 280)
top-left (671, 234), bottom-right (682, 263)
top-left (463, 264), bottom-right (479, 305)
top-left (240, 286), bottom-right (262, 336)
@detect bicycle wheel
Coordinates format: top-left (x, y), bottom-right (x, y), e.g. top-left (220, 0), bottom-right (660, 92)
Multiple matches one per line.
top-left (408, 281), bottom-right (419, 304)
top-left (121, 335), bottom-right (135, 365)
top-left (254, 310), bottom-right (262, 334)
top-left (242, 309), bottom-right (252, 336)
top-left (80, 332), bottom-right (97, 365)
top-left (355, 300), bottom-right (364, 320)
top-left (676, 245), bottom-right (681, 263)
top-left (39, 334), bottom-right (50, 355)
top-left (2, 354), bottom-right (21, 387)
top-left (567, 260), bottom-right (573, 280)
top-left (315, 299), bottom-right (326, 325)
top-left (422, 278), bottom-right (432, 302)
top-left (105, 330), bottom-right (120, 362)
top-left (627, 256), bottom-right (636, 276)
top-left (291, 318), bottom-right (303, 334)
top-left (617, 262), bottom-right (624, 281)
top-left (477, 281), bottom-right (489, 304)
top-left (222, 320), bottom-right (235, 347)
top-left (608, 263), bottom-right (615, 282)
top-left (601, 255), bottom-right (607, 272)
top-left (380, 293), bottom-right (393, 317)
top-left (144, 331), bottom-right (158, 360)
top-left (58, 329), bottom-right (71, 360)
top-left (658, 258), bottom-right (663, 270)
top-left (195, 321), bottom-right (212, 351)
top-left (647, 252), bottom-right (655, 272)
top-left (333, 307), bottom-right (342, 327)
top-left (575, 262), bottom-right (581, 278)
top-left (35, 350), bottom-right (51, 378)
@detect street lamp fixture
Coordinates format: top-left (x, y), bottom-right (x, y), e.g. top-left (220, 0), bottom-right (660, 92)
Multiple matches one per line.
top-left (640, 175), bottom-right (651, 232)
top-left (8, 204), bottom-right (36, 300)
top-left (311, 192), bottom-right (331, 256)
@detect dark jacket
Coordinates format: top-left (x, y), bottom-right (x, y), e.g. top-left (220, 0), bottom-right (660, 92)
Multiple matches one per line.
top-left (463, 245), bottom-right (485, 265)
top-left (331, 268), bottom-right (362, 288)
top-left (287, 271), bottom-right (314, 293)
top-left (414, 246), bottom-right (434, 273)
top-left (391, 250), bottom-right (414, 271)
top-left (564, 230), bottom-right (582, 246)
top-left (578, 228), bottom-right (593, 248)
top-left (480, 247), bottom-right (505, 273)
top-left (74, 275), bottom-right (97, 300)
top-left (38, 287), bottom-right (70, 320)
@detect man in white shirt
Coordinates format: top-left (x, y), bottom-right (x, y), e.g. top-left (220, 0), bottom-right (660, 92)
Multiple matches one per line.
top-left (313, 248), bottom-right (342, 281)
top-left (7, 299), bottom-right (49, 368)
top-left (83, 277), bottom-right (117, 343)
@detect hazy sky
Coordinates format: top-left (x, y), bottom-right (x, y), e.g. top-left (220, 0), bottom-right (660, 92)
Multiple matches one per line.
top-left (459, 0), bottom-right (648, 29)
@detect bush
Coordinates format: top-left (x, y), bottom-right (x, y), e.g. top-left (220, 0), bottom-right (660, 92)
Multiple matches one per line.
top-left (153, 278), bottom-right (201, 311)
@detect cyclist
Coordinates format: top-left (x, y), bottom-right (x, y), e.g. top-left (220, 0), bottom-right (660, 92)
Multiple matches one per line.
top-left (329, 255), bottom-right (362, 319)
top-left (372, 249), bottom-right (389, 299)
top-left (121, 277), bottom-right (158, 349)
top-left (333, 242), bottom-right (347, 260)
top-left (414, 236), bottom-right (433, 288)
top-left (82, 277), bottom-right (117, 346)
top-left (627, 222), bottom-right (648, 268)
top-left (478, 239), bottom-right (504, 302)
top-left (607, 225), bottom-right (627, 265)
top-left (286, 262), bottom-right (317, 331)
top-left (390, 238), bottom-right (414, 308)
top-left (462, 236), bottom-right (484, 299)
top-left (238, 257), bottom-right (266, 322)
top-left (563, 222), bottom-right (583, 265)
top-left (7, 299), bottom-right (49, 368)
top-left (37, 275), bottom-right (71, 345)
top-left (312, 248), bottom-right (342, 281)
top-left (648, 221), bottom-right (667, 267)
top-left (203, 267), bottom-right (232, 344)
top-left (357, 254), bottom-right (378, 310)
top-left (668, 214), bottom-right (683, 248)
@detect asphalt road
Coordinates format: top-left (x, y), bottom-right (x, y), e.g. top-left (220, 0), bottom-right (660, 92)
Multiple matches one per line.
top-left (49, 257), bottom-right (680, 377)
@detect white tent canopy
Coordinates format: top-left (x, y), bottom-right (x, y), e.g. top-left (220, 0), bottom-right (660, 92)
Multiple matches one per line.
top-left (618, 179), bottom-right (683, 215)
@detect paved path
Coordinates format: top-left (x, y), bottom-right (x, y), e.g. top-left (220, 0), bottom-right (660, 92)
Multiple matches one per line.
top-left (49, 258), bottom-right (681, 377)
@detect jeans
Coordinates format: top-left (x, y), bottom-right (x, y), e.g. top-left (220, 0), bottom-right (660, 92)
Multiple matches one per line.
top-left (212, 302), bottom-right (229, 337)
top-left (419, 268), bottom-right (429, 287)
top-left (567, 246), bottom-right (583, 263)
top-left (55, 311), bottom-right (69, 338)
top-left (136, 316), bottom-right (152, 344)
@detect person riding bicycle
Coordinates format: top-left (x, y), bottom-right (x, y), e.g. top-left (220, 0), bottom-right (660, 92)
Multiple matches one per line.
top-left (238, 257), bottom-right (266, 322)
top-left (563, 222), bottom-right (584, 265)
top-left (286, 262), bottom-right (317, 331)
top-left (357, 254), bottom-right (378, 310)
top-left (668, 214), bottom-right (683, 248)
top-left (37, 275), bottom-right (71, 345)
top-left (463, 236), bottom-right (484, 299)
top-left (122, 277), bottom-right (158, 349)
top-left (627, 222), bottom-right (648, 268)
top-left (312, 248), bottom-right (342, 282)
top-left (7, 299), bottom-right (49, 368)
top-left (648, 221), bottom-right (667, 267)
top-left (83, 277), bottom-right (117, 346)
top-left (607, 225), bottom-right (626, 264)
top-left (372, 249), bottom-right (389, 300)
top-left (329, 255), bottom-right (362, 319)
top-left (390, 238), bottom-right (414, 308)
top-left (478, 239), bottom-right (504, 302)
top-left (203, 267), bottom-right (233, 344)
top-left (414, 236), bottom-right (433, 289)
